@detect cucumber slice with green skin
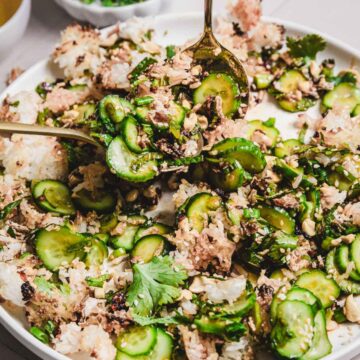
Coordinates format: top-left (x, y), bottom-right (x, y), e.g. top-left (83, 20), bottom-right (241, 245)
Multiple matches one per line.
top-left (274, 70), bottom-right (315, 113)
top-left (328, 167), bottom-right (356, 191)
top-left (100, 213), bottom-right (118, 233)
top-left (149, 328), bottom-right (174, 360)
top-left (194, 316), bottom-right (234, 335)
top-left (135, 106), bottom-right (150, 124)
top-left (116, 352), bottom-right (143, 360)
top-left (85, 239), bottom-right (108, 267)
top-left (274, 139), bottom-right (302, 159)
top-left (208, 138), bottom-right (266, 174)
top-left (215, 290), bottom-right (256, 317)
top-left (274, 159), bottom-right (314, 189)
top-left (185, 193), bottom-right (222, 233)
top-left (277, 98), bottom-right (315, 113)
top-left (258, 206), bottom-right (295, 234)
top-left (352, 103), bottom-right (360, 117)
top-left (121, 116), bottom-right (149, 154)
top-left (326, 249), bottom-right (360, 294)
top-left (322, 83), bottom-right (360, 112)
top-left (74, 189), bottom-right (116, 214)
top-left (131, 235), bottom-right (166, 263)
top-left (116, 326), bottom-right (157, 356)
top-left (295, 270), bottom-right (340, 308)
top-left (110, 225), bottom-right (139, 251)
top-left (168, 102), bottom-right (186, 139)
top-left (271, 287), bottom-right (320, 324)
top-left (72, 103), bottom-right (96, 124)
top-left (99, 95), bottom-right (135, 127)
top-left (247, 120), bottom-right (280, 148)
top-left (350, 236), bottom-right (360, 274)
top-left (35, 227), bottom-right (88, 271)
top-left (254, 73), bottom-right (273, 90)
top-left (271, 300), bottom-right (314, 359)
top-left (32, 180), bottom-right (75, 216)
top-left (107, 137), bottom-right (159, 183)
top-left (225, 199), bottom-right (243, 226)
top-left (300, 310), bottom-right (332, 360)
top-left (134, 223), bottom-right (172, 243)
top-left (193, 73), bottom-right (240, 117)
top-left (208, 159), bottom-right (245, 192)
top-left (277, 70), bottom-right (308, 94)
top-left (336, 245), bottom-right (360, 281)
top-left (94, 233), bottom-right (110, 243)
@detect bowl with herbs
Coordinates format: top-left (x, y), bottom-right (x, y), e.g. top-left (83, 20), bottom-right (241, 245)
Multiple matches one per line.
top-left (1, 0), bottom-right (360, 360)
top-left (54, 0), bottom-right (162, 27)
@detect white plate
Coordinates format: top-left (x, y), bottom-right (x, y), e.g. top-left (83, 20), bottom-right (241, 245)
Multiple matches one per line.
top-left (1, 12), bottom-right (360, 360)
top-left (54, 0), bottom-right (162, 27)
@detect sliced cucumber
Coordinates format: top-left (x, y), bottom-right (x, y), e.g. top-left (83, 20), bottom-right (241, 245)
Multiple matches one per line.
top-left (208, 159), bottom-right (245, 192)
top-left (274, 139), bottom-right (302, 159)
top-left (286, 287), bottom-right (321, 314)
top-left (74, 189), bottom-right (116, 214)
top-left (300, 310), bottom-right (332, 360)
top-left (326, 249), bottom-right (360, 294)
top-left (35, 227), bottom-right (88, 271)
top-left (134, 223), bottom-right (172, 243)
top-left (194, 316), bottom-right (231, 335)
top-left (352, 104), bottom-right (360, 117)
top-left (295, 270), bottom-right (340, 308)
top-left (193, 73), bottom-right (240, 117)
top-left (131, 235), bottom-right (166, 263)
top-left (100, 213), bottom-right (118, 233)
top-left (247, 120), bottom-right (280, 148)
top-left (208, 138), bottom-right (266, 174)
top-left (275, 70), bottom-right (315, 113)
top-left (85, 239), bottom-right (108, 267)
top-left (107, 137), bottom-right (159, 183)
top-left (121, 116), bottom-right (149, 154)
top-left (110, 225), bottom-right (138, 251)
top-left (274, 159), bottom-right (314, 189)
top-left (254, 73), bottom-right (273, 90)
top-left (350, 235), bottom-right (360, 274)
top-left (149, 328), bottom-right (173, 360)
top-left (32, 180), bottom-right (75, 216)
top-left (185, 193), bottom-right (221, 233)
top-left (322, 83), bottom-right (360, 112)
top-left (258, 206), bottom-right (295, 234)
top-left (168, 102), bottom-right (186, 139)
top-left (99, 95), bottom-right (134, 130)
top-left (116, 326), bottom-right (157, 356)
top-left (72, 103), bottom-right (96, 124)
top-left (225, 198), bottom-right (243, 226)
top-left (336, 245), bottom-right (360, 281)
top-left (271, 300), bottom-right (314, 358)
top-left (216, 290), bottom-right (256, 317)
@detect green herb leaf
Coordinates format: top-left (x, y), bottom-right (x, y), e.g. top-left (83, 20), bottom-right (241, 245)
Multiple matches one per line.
top-left (0, 199), bottom-right (21, 221)
top-left (126, 256), bottom-right (188, 316)
top-left (34, 276), bottom-right (56, 295)
top-left (131, 313), bottom-right (180, 326)
top-left (287, 34), bottom-right (326, 59)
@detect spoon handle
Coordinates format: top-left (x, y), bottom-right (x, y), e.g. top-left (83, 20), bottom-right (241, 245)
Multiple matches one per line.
top-left (0, 122), bottom-right (100, 147)
top-left (204, 0), bottom-right (213, 34)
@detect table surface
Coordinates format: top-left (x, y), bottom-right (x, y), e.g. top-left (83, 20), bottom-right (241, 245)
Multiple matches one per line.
top-left (1, 0), bottom-right (360, 359)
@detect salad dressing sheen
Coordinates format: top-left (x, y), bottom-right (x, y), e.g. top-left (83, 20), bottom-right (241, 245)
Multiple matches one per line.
top-left (0, 0), bottom-right (22, 27)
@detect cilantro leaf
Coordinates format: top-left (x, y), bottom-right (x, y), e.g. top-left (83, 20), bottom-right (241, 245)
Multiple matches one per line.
top-left (287, 34), bottom-right (326, 59)
top-left (126, 256), bottom-right (188, 316)
top-left (131, 313), bottom-right (180, 326)
top-left (34, 277), bottom-right (56, 295)
top-left (0, 199), bottom-right (21, 221)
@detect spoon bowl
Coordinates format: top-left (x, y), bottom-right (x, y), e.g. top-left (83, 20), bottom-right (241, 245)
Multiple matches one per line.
top-left (184, 0), bottom-right (249, 116)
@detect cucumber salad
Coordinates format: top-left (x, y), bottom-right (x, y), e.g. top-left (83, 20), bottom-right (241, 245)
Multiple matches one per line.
top-left (1, 0), bottom-right (360, 359)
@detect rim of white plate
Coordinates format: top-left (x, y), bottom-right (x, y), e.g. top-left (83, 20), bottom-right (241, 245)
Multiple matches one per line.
top-left (1, 12), bottom-right (360, 360)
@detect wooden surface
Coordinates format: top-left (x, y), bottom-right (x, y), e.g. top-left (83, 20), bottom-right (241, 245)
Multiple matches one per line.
top-left (0, 0), bottom-right (360, 359)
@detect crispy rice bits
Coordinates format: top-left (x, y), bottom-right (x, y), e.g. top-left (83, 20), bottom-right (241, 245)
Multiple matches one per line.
top-left (1, 1), bottom-right (360, 359)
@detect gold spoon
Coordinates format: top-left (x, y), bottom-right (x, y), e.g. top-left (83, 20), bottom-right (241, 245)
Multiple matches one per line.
top-left (184, 0), bottom-right (249, 114)
top-left (0, 122), bottom-right (101, 147)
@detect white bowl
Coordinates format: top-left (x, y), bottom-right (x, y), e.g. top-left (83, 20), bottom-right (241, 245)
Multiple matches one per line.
top-left (54, 0), bottom-right (162, 27)
top-left (0, 0), bottom-right (31, 59)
